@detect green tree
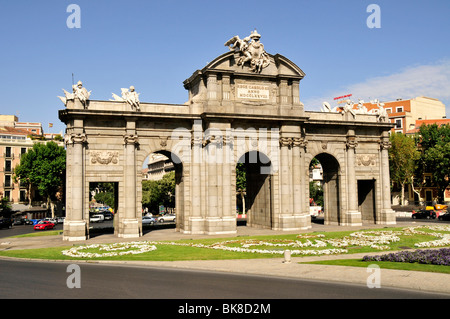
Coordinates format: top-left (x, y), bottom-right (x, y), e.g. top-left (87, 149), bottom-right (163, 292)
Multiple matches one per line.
top-left (142, 172), bottom-right (175, 214)
top-left (389, 132), bottom-right (420, 205)
top-left (309, 181), bottom-right (323, 207)
top-left (91, 182), bottom-right (116, 208)
top-left (236, 162), bottom-right (246, 213)
top-left (415, 124), bottom-right (450, 203)
top-left (14, 142), bottom-right (66, 216)
top-left (0, 197), bottom-right (12, 218)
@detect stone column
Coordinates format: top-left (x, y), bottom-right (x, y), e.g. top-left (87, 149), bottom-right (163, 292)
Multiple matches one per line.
top-left (278, 136), bottom-right (294, 230)
top-left (119, 133), bottom-right (140, 238)
top-left (188, 120), bottom-right (204, 234)
top-left (293, 136), bottom-right (310, 229)
top-left (221, 133), bottom-right (235, 232)
top-left (63, 132), bottom-right (87, 241)
top-left (380, 132), bottom-right (396, 224)
top-left (345, 130), bottom-right (362, 226)
top-left (205, 134), bottom-right (219, 233)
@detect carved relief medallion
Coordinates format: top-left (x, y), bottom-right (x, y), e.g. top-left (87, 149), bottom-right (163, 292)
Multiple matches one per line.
top-left (90, 151), bottom-right (119, 165)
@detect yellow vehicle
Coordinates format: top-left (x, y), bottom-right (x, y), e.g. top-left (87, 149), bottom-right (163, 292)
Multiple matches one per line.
top-left (426, 204), bottom-right (448, 210)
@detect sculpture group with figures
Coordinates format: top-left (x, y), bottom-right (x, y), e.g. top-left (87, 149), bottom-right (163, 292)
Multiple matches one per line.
top-left (225, 30), bottom-right (270, 73)
top-left (321, 98), bottom-right (389, 122)
top-left (111, 86), bottom-right (141, 111)
top-left (58, 80), bottom-right (91, 108)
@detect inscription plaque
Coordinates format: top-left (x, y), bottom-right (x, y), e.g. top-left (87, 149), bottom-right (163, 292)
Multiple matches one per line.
top-left (236, 84), bottom-right (270, 100)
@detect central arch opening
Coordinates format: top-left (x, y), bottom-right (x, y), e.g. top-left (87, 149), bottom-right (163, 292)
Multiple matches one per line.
top-left (311, 153), bottom-right (341, 225)
top-left (237, 151), bottom-right (273, 229)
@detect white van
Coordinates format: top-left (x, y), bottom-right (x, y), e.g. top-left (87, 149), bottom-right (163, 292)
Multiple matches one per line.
top-left (90, 214), bottom-right (105, 223)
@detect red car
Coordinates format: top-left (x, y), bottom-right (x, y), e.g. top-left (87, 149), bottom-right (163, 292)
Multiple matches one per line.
top-left (34, 221), bottom-right (55, 230)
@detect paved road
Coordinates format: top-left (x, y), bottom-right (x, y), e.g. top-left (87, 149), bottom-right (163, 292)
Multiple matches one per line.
top-left (0, 258), bottom-right (447, 300)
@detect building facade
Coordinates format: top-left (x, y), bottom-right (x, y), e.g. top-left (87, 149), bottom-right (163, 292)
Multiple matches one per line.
top-left (349, 97), bottom-right (446, 134)
top-left (0, 115), bottom-right (64, 209)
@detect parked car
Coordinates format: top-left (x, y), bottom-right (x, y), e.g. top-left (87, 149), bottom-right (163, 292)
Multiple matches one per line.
top-left (56, 217), bottom-right (65, 224)
top-left (0, 218), bottom-right (13, 229)
top-left (157, 214), bottom-right (176, 223)
top-left (142, 216), bottom-right (157, 226)
top-left (100, 211), bottom-right (114, 220)
top-left (90, 214), bottom-right (104, 223)
top-left (33, 221), bottom-right (55, 230)
top-left (438, 212), bottom-right (450, 221)
top-left (412, 209), bottom-right (436, 219)
top-left (13, 218), bottom-right (33, 225)
top-left (43, 217), bottom-right (58, 224)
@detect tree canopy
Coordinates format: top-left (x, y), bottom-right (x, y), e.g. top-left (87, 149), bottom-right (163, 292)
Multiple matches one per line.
top-left (388, 132), bottom-right (420, 205)
top-left (415, 124), bottom-right (450, 203)
top-left (142, 171), bottom-right (175, 214)
top-left (14, 142), bottom-right (66, 206)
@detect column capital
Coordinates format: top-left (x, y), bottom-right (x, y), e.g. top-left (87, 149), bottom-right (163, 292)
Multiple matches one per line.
top-left (292, 137), bottom-right (307, 149)
top-left (279, 137), bottom-right (293, 148)
top-left (346, 136), bottom-right (358, 149)
top-left (380, 139), bottom-right (391, 150)
top-left (65, 133), bottom-right (87, 145)
top-left (123, 134), bottom-right (139, 145)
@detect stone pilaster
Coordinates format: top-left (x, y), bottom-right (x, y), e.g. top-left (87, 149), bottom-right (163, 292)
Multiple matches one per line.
top-left (63, 132), bottom-right (88, 241)
top-left (119, 132), bottom-right (140, 238)
top-left (379, 132), bottom-right (396, 224)
top-left (345, 130), bottom-right (362, 226)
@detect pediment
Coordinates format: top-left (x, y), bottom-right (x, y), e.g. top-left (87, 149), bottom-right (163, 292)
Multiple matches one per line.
top-left (202, 51), bottom-right (305, 79)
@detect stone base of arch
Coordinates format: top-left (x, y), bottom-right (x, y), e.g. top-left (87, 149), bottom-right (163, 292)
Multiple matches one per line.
top-left (62, 220), bottom-right (87, 241)
top-left (117, 219), bottom-right (141, 238)
top-left (274, 215), bottom-right (311, 231)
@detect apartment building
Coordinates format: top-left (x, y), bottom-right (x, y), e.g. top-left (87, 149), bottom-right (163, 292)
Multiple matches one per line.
top-left (0, 115), bottom-right (63, 207)
top-left (353, 96), bottom-right (446, 134)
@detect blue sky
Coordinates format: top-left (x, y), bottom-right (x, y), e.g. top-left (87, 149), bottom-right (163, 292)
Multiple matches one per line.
top-left (0, 0), bottom-right (449, 135)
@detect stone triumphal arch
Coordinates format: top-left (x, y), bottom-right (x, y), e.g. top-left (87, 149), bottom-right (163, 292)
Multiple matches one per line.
top-left (59, 30), bottom-right (396, 241)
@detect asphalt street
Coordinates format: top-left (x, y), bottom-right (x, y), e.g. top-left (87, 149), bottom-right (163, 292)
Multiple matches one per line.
top-left (1, 258), bottom-right (447, 299)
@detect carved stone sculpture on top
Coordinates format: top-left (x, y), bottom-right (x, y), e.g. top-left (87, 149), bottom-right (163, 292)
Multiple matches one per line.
top-left (73, 81), bottom-right (91, 108)
top-left (58, 80), bottom-right (91, 108)
top-left (225, 30), bottom-right (270, 73)
top-left (111, 86), bottom-right (140, 111)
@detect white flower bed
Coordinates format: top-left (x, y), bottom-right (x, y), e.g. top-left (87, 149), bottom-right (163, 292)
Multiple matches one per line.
top-left (62, 241), bottom-right (157, 258)
top-left (61, 226), bottom-right (450, 259)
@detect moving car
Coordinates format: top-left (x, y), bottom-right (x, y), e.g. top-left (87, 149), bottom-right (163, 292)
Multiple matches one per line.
top-left (142, 216), bottom-right (157, 225)
top-left (157, 214), bottom-right (176, 223)
top-left (411, 209), bottom-right (436, 219)
top-left (0, 218), bottom-right (13, 229)
top-left (13, 218), bottom-right (33, 225)
top-left (34, 220), bottom-right (55, 230)
top-left (438, 212), bottom-right (450, 221)
top-left (100, 211), bottom-right (114, 220)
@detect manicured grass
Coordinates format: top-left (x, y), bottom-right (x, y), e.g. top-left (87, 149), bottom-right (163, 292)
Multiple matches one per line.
top-left (302, 259), bottom-right (450, 274)
top-left (10, 230), bottom-right (63, 238)
top-left (1, 225), bottom-right (450, 277)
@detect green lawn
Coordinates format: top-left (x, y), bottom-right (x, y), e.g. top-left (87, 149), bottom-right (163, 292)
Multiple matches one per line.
top-left (302, 259), bottom-right (450, 274)
top-left (1, 225), bottom-right (449, 274)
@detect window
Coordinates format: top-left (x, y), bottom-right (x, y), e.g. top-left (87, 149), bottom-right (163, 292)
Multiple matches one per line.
top-left (5, 147), bottom-right (11, 158)
top-left (385, 108), bottom-right (392, 114)
top-left (5, 160), bottom-right (11, 172)
top-left (395, 119), bottom-right (402, 128)
top-left (396, 106), bottom-right (403, 112)
top-left (20, 190), bottom-right (27, 202)
top-left (4, 175), bottom-right (11, 187)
